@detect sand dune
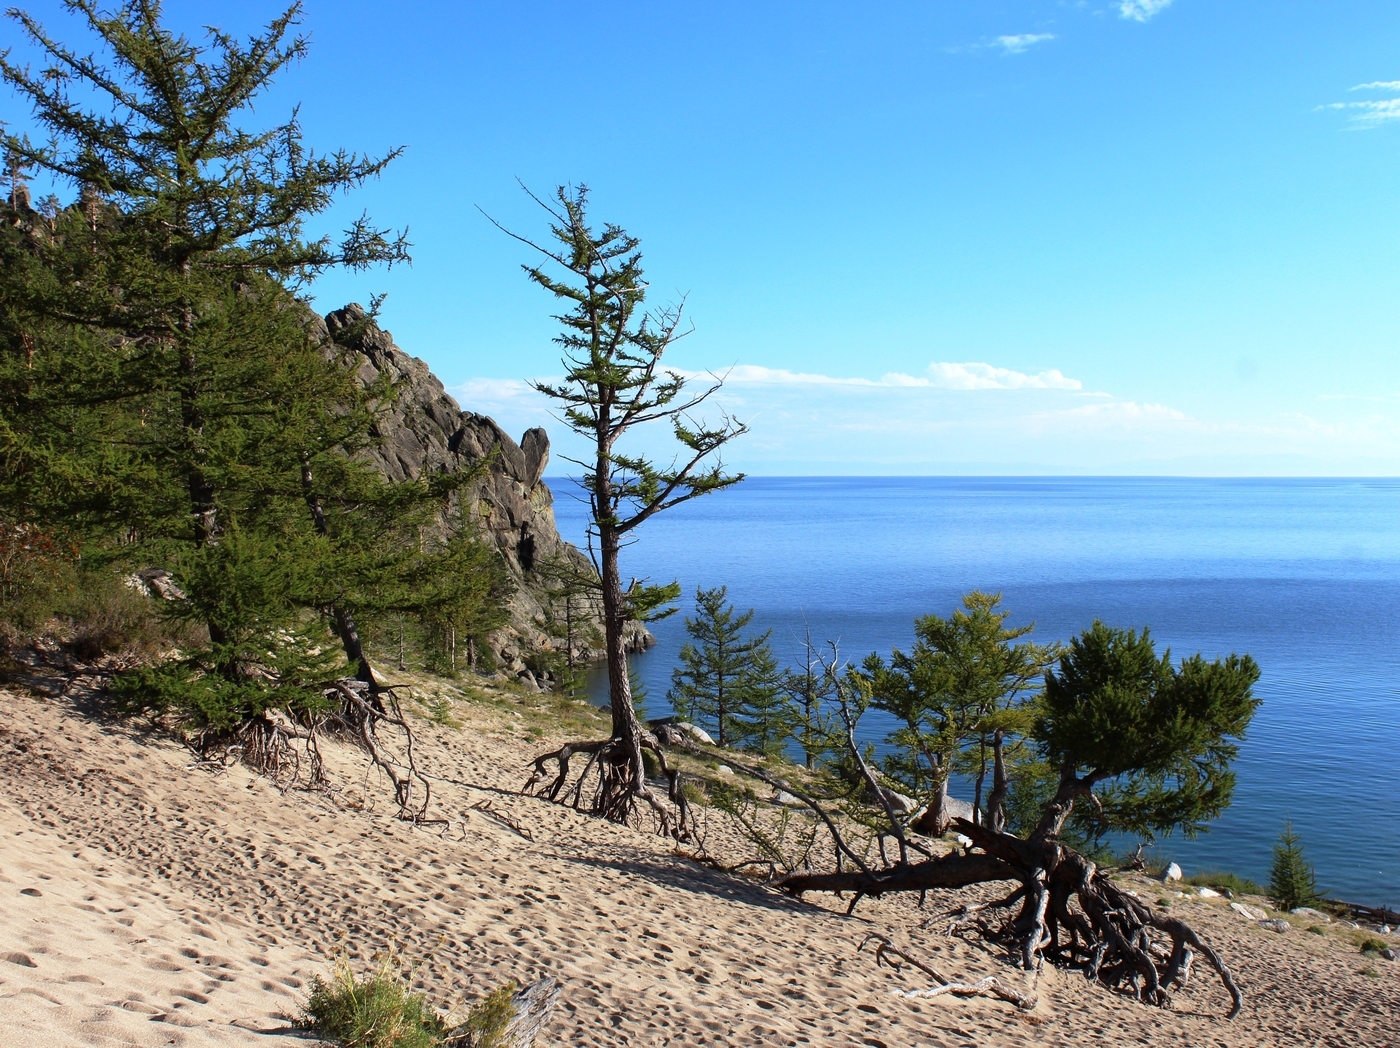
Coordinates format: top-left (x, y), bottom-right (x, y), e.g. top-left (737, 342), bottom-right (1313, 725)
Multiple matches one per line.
top-left (1, 678), bottom-right (1397, 1047)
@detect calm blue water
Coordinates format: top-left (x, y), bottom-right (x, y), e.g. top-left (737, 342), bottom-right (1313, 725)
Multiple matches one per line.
top-left (547, 477), bottom-right (1400, 909)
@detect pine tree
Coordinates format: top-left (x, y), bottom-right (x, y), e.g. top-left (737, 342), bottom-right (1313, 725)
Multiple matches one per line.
top-left (501, 186), bottom-right (746, 832)
top-left (0, 4), bottom-right (509, 808)
top-left (730, 639), bottom-right (795, 757)
top-left (0, 2), bottom-right (408, 704)
top-left (863, 591), bottom-right (1057, 835)
top-left (668, 586), bottom-right (791, 752)
top-left (1270, 821), bottom-right (1324, 912)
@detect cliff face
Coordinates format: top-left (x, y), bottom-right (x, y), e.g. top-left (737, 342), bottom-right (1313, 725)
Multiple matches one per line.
top-left (316, 304), bottom-right (649, 686)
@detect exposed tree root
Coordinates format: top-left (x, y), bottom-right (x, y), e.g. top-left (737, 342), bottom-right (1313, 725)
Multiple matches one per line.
top-left (226, 706), bottom-right (328, 792)
top-left (775, 815), bottom-right (1242, 1019)
top-left (327, 679), bottom-right (434, 821)
top-left (525, 731), bottom-right (693, 840)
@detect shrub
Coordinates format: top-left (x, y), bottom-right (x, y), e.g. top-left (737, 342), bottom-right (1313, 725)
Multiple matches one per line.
top-left (302, 952), bottom-right (517, 1048)
top-left (1269, 821), bottom-right (1324, 912)
top-left (1359, 937), bottom-right (1388, 956)
top-left (303, 954), bottom-right (446, 1048)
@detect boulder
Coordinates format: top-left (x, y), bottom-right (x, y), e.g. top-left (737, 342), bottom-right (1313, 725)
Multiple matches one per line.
top-left (1197, 887), bottom-right (1222, 899)
top-left (1258, 918), bottom-right (1290, 934)
top-left (652, 724), bottom-right (687, 747)
top-left (715, 765), bottom-right (734, 776)
top-left (676, 722), bottom-right (716, 746)
top-left (1230, 902), bottom-right (1268, 921)
top-left (1163, 863), bottom-right (1183, 883)
top-left (774, 791), bottom-right (805, 807)
top-left (871, 786), bottom-right (917, 815)
top-left (1291, 907), bottom-right (1330, 922)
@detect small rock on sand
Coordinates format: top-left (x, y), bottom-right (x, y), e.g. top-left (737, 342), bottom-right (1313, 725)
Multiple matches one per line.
top-left (1197, 887), bottom-right (1222, 899)
top-left (1258, 918), bottom-right (1291, 934)
top-left (1292, 907), bottom-right (1330, 922)
top-left (1230, 902), bottom-right (1268, 921)
top-left (1164, 863), bottom-right (1183, 882)
top-left (715, 765), bottom-right (734, 776)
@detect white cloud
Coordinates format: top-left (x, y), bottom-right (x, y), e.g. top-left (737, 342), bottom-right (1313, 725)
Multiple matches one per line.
top-left (911, 362), bottom-right (1080, 390)
top-left (1351, 81), bottom-right (1400, 92)
top-left (454, 377), bottom-right (534, 402)
top-left (1118, 0), bottom-right (1173, 22)
top-left (449, 362), bottom-right (1400, 473)
top-left (680, 361), bottom-right (1082, 391)
top-left (1318, 98), bottom-right (1400, 128)
top-left (994, 33), bottom-right (1055, 55)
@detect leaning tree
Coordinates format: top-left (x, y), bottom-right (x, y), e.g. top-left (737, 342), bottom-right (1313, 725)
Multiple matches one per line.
top-left (492, 186), bottom-right (746, 835)
top-left (753, 621), bottom-right (1260, 1016)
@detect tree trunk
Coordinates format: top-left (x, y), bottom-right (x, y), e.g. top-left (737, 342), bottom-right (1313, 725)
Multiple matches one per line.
top-left (986, 730), bottom-right (1009, 834)
top-left (301, 456), bottom-right (379, 701)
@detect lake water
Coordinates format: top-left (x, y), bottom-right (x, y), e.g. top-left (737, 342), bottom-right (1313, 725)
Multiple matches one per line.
top-left (547, 476), bottom-right (1400, 909)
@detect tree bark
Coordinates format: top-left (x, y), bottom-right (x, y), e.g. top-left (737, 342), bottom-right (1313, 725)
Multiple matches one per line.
top-left (300, 455), bottom-right (379, 699)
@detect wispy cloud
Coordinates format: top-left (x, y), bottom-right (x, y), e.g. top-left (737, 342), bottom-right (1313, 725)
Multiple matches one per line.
top-left (994, 33), bottom-right (1055, 55)
top-left (1118, 0), bottom-right (1173, 22)
top-left (669, 361), bottom-right (1082, 390)
top-left (1319, 81), bottom-right (1400, 127)
top-left (449, 364), bottom-right (1400, 473)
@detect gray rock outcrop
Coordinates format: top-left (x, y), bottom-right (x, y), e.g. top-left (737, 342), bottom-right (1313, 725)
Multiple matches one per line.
top-left (318, 303), bottom-right (652, 678)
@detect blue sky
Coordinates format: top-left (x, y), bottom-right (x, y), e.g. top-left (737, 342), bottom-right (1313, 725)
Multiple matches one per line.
top-left (7, 1), bottom-right (1400, 473)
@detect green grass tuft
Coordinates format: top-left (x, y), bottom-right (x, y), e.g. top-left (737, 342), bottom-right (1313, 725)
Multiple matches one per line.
top-left (458, 981), bottom-right (517, 1048)
top-left (303, 955), bottom-right (446, 1048)
top-left (1182, 870), bottom-right (1265, 896)
top-left (301, 951), bottom-right (518, 1048)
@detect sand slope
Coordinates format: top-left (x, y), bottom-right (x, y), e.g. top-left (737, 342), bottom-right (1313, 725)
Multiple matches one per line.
top-left (2, 680), bottom-right (1397, 1047)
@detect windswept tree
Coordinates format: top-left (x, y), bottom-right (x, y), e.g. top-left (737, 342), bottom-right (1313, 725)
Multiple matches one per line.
top-left (503, 186), bottom-right (747, 833)
top-left (754, 619), bottom-right (1260, 1016)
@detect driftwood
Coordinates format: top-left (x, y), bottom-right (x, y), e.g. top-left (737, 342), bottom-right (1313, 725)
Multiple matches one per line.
top-left (861, 933), bottom-right (1037, 1010)
top-left (470, 799), bottom-right (534, 841)
top-left (503, 977), bottom-right (561, 1048)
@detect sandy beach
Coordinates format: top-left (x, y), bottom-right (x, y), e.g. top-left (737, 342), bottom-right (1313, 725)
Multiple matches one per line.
top-left (2, 674), bottom-right (1397, 1048)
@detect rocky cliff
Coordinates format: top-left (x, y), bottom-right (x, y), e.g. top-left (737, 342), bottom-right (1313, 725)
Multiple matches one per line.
top-left (315, 303), bottom-right (650, 687)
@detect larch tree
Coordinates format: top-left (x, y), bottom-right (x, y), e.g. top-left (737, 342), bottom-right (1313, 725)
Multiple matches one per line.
top-left (668, 585), bottom-right (789, 750)
top-left (504, 186), bottom-right (746, 835)
top-left (784, 624), bottom-right (836, 768)
top-left (0, 1), bottom-right (503, 813)
top-left (862, 591), bottom-right (1058, 835)
top-left (768, 619), bottom-right (1260, 1017)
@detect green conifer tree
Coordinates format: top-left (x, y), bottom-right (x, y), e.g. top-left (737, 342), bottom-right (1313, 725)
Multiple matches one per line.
top-left (783, 626), bottom-right (836, 768)
top-left (1269, 820), bottom-right (1324, 912)
top-left (669, 586), bottom-right (792, 752)
top-left (0, 4), bottom-right (509, 797)
top-left (500, 186), bottom-right (746, 831)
